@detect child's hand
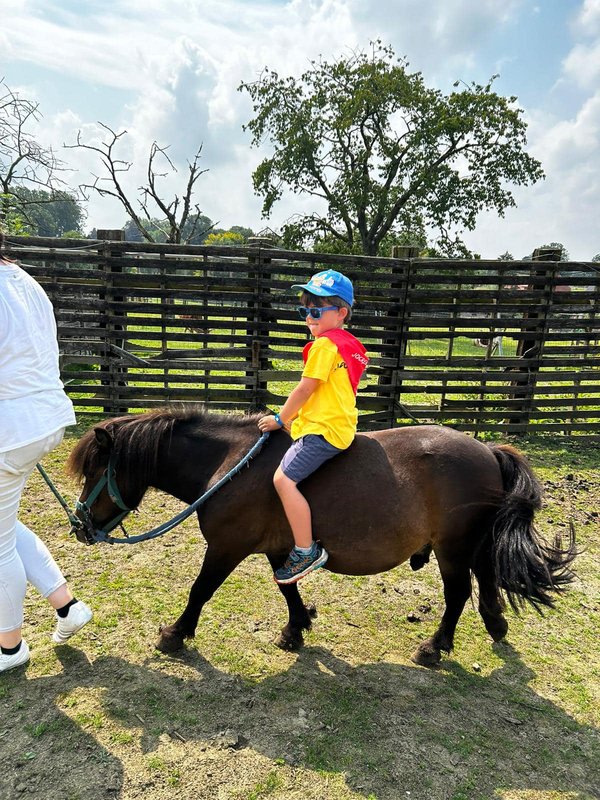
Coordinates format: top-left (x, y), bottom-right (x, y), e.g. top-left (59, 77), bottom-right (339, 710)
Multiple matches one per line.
top-left (258, 414), bottom-right (284, 432)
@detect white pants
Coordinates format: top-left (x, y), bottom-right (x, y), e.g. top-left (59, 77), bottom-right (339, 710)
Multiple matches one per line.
top-left (0, 430), bottom-right (67, 632)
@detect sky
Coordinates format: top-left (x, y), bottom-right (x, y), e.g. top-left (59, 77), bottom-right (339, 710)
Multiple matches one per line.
top-left (2, 0), bottom-right (599, 260)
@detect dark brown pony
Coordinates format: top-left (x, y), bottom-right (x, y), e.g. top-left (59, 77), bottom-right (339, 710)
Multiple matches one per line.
top-left (67, 407), bottom-right (576, 666)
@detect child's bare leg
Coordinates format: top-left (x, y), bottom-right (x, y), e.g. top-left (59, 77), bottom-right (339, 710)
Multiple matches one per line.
top-left (273, 467), bottom-right (312, 548)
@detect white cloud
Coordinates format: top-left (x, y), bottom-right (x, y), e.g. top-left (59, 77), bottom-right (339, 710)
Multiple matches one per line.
top-left (4, 17), bottom-right (151, 89)
top-left (563, 40), bottom-right (600, 90)
top-left (534, 93), bottom-right (600, 168)
top-left (574, 0), bottom-right (600, 34)
top-left (467, 90), bottom-right (600, 261)
top-left (347, 0), bottom-right (523, 81)
top-left (561, 0), bottom-right (600, 91)
top-left (3, 0), bottom-right (599, 259)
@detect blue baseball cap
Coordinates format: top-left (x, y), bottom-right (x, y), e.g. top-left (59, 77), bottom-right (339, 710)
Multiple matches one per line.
top-left (292, 269), bottom-right (354, 306)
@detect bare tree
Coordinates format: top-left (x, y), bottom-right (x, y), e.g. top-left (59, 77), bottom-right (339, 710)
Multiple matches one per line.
top-left (66, 123), bottom-right (211, 243)
top-left (0, 78), bottom-right (68, 229)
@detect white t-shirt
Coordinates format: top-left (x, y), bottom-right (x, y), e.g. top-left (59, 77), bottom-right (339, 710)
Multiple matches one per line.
top-left (0, 261), bottom-right (76, 452)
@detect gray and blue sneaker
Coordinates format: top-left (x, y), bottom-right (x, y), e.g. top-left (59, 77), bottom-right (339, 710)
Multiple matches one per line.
top-left (274, 543), bottom-right (328, 584)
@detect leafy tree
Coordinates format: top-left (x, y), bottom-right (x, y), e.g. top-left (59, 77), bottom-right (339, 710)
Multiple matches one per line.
top-left (204, 230), bottom-right (246, 247)
top-left (0, 194), bottom-right (27, 234)
top-left (228, 225), bottom-right (254, 242)
top-left (122, 218), bottom-right (144, 242)
top-left (592, 253), bottom-right (600, 263)
top-left (240, 42), bottom-right (544, 256)
top-left (122, 216), bottom-right (170, 242)
top-left (181, 213), bottom-right (216, 244)
top-left (537, 242), bottom-right (569, 261)
top-left (280, 213), bottom-right (429, 256)
top-left (498, 251), bottom-right (514, 260)
top-left (12, 187), bottom-right (83, 236)
top-left (121, 213), bottom-right (216, 244)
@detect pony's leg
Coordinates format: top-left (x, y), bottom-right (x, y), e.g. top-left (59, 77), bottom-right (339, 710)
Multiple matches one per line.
top-left (412, 553), bottom-right (472, 667)
top-left (267, 555), bottom-right (317, 651)
top-left (156, 544), bottom-right (248, 653)
top-left (473, 550), bottom-right (509, 642)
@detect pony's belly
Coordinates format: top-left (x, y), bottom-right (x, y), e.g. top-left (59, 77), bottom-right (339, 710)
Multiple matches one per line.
top-left (322, 529), bottom-right (431, 576)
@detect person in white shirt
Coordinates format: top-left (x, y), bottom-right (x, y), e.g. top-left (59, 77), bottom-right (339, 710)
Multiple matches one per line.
top-left (0, 233), bottom-right (92, 673)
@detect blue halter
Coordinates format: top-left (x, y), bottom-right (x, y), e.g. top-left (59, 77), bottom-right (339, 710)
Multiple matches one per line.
top-left (75, 452), bottom-right (134, 540)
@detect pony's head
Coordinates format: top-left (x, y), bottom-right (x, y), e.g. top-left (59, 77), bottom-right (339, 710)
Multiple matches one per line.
top-left (67, 405), bottom-right (261, 543)
top-left (67, 421), bottom-right (132, 543)
top-left (67, 412), bottom-right (176, 542)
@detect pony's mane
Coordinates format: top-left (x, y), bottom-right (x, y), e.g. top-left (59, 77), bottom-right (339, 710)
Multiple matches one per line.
top-left (67, 405), bottom-right (262, 486)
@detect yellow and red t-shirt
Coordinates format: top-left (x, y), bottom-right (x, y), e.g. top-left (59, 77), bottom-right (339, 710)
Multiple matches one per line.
top-left (291, 335), bottom-right (363, 449)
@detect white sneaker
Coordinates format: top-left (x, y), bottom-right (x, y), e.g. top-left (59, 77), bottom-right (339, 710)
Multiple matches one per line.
top-left (0, 640), bottom-right (30, 673)
top-left (52, 601), bottom-right (93, 644)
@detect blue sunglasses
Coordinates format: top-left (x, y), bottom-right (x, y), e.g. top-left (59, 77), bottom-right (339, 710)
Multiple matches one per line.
top-left (296, 305), bottom-right (339, 320)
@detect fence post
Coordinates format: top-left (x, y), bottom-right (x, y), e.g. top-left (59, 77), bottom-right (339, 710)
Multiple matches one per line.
top-left (377, 245), bottom-right (418, 428)
top-left (97, 229), bottom-right (127, 414)
top-left (509, 246), bottom-right (561, 432)
top-left (247, 236), bottom-right (273, 411)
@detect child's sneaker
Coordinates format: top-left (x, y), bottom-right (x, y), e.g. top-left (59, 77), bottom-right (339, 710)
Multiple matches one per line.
top-left (52, 601), bottom-right (93, 644)
top-left (274, 543), bottom-right (328, 584)
top-left (0, 640), bottom-right (30, 673)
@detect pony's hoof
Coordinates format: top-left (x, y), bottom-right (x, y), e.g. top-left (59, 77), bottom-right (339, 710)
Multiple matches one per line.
top-left (274, 630), bottom-right (304, 651)
top-left (411, 642), bottom-right (442, 667)
top-left (488, 618), bottom-right (509, 642)
top-left (156, 624), bottom-right (185, 653)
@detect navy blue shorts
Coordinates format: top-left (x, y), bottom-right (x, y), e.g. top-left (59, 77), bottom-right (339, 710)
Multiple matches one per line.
top-left (279, 434), bottom-right (344, 483)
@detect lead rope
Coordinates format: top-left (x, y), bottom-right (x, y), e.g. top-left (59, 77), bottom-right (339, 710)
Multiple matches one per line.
top-left (37, 431), bottom-right (271, 544)
top-left (36, 462), bottom-right (83, 530)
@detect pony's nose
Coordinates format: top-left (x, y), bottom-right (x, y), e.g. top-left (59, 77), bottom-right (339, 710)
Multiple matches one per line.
top-left (70, 516), bottom-right (97, 546)
top-left (70, 522), bottom-right (85, 544)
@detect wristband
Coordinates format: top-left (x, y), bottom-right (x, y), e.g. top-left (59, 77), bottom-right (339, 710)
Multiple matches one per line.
top-left (274, 413), bottom-right (285, 428)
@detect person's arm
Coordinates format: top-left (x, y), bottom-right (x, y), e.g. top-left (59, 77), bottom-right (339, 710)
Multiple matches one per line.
top-left (258, 376), bottom-right (321, 432)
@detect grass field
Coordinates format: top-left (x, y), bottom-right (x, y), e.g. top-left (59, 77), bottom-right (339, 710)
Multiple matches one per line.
top-left (0, 422), bottom-right (598, 800)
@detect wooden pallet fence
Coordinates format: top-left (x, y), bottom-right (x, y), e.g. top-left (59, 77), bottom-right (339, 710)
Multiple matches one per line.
top-left (5, 235), bottom-right (600, 435)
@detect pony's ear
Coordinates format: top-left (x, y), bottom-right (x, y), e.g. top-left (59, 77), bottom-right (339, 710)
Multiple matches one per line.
top-left (94, 427), bottom-right (114, 452)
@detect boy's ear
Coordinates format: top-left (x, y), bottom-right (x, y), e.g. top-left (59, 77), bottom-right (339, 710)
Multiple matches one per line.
top-left (339, 306), bottom-right (349, 320)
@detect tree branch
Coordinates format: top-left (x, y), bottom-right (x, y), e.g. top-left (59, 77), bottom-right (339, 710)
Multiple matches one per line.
top-left (66, 124), bottom-right (208, 243)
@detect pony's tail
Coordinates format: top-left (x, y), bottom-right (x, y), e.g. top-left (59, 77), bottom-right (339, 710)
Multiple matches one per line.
top-left (487, 444), bottom-right (577, 613)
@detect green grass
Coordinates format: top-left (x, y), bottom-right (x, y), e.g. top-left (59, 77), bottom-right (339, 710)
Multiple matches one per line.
top-left (244, 771), bottom-right (283, 799)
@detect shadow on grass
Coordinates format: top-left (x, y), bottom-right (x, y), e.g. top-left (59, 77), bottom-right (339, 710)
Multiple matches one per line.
top-left (1, 640), bottom-right (597, 800)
